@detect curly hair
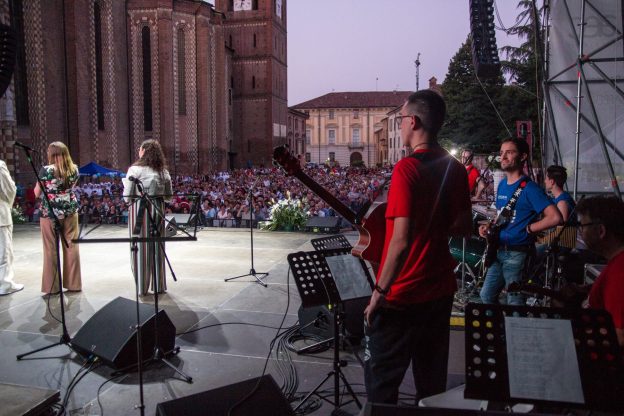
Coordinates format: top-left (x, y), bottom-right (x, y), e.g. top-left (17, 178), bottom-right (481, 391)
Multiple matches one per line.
top-left (134, 139), bottom-right (168, 174)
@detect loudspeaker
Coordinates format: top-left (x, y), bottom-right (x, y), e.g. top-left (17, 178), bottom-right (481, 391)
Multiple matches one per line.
top-left (298, 296), bottom-right (369, 343)
top-left (304, 216), bottom-right (341, 233)
top-left (469, 0), bottom-right (500, 78)
top-left (167, 213), bottom-right (196, 226)
top-left (165, 216), bottom-right (177, 237)
top-left (155, 375), bottom-right (294, 416)
top-left (71, 297), bottom-right (176, 369)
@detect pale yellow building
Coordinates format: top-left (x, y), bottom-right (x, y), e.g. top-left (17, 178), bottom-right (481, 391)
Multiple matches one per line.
top-left (292, 91), bottom-right (412, 167)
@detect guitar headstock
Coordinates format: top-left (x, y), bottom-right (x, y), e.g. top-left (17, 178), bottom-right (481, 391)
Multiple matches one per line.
top-left (272, 145), bottom-right (301, 176)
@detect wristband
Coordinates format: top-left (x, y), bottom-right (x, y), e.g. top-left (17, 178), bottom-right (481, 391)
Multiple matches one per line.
top-left (374, 284), bottom-right (389, 296)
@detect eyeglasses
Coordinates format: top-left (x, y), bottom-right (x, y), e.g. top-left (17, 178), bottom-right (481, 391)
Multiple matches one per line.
top-left (394, 114), bottom-right (414, 129)
top-left (577, 222), bottom-right (601, 230)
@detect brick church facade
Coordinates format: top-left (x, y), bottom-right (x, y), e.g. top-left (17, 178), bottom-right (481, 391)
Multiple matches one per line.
top-left (0, 0), bottom-right (287, 180)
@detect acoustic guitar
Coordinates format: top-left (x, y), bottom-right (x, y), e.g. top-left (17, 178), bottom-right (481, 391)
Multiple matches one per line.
top-left (272, 146), bottom-right (387, 267)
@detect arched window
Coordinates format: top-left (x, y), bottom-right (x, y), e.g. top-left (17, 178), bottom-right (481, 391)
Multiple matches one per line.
top-left (177, 28), bottom-right (186, 115)
top-left (94, 2), bottom-right (104, 130)
top-left (142, 26), bottom-right (152, 131)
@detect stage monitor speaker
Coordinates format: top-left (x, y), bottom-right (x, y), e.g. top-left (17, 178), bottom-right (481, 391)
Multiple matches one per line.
top-left (71, 297), bottom-right (176, 369)
top-left (304, 216), bottom-right (341, 233)
top-left (298, 296), bottom-right (369, 343)
top-left (167, 213), bottom-right (196, 226)
top-left (155, 374), bottom-right (294, 416)
top-left (165, 216), bottom-right (177, 237)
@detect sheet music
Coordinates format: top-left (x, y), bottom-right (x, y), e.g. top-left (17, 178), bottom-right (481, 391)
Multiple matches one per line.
top-left (325, 255), bottom-right (372, 301)
top-left (505, 317), bottom-right (584, 404)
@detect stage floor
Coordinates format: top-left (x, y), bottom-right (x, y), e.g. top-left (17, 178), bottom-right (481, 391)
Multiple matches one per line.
top-left (0, 224), bottom-right (465, 415)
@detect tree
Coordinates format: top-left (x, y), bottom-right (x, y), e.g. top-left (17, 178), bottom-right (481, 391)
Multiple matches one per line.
top-left (439, 38), bottom-right (506, 153)
top-left (498, 0), bottom-right (544, 156)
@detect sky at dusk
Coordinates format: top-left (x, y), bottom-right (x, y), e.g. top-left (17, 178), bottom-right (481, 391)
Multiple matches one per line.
top-left (287, 0), bottom-right (526, 105)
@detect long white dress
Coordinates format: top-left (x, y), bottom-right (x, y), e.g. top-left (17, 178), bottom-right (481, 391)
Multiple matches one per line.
top-left (122, 165), bottom-right (172, 295)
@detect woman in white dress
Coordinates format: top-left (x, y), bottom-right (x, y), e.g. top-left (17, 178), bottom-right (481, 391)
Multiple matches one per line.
top-left (123, 140), bottom-right (172, 295)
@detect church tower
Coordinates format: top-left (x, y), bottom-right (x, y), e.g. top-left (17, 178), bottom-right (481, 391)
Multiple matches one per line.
top-left (215, 0), bottom-right (287, 168)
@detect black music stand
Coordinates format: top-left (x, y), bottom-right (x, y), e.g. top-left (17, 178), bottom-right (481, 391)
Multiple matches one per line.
top-left (464, 302), bottom-right (624, 412)
top-left (287, 245), bottom-right (372, 413)
top-left (74, 192), bottom-right (199, 415)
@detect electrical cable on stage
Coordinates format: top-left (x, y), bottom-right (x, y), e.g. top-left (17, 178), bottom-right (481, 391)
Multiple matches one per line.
top-left (226, 266), bottom-right (292, 416)
top-left (96, 371), bottom-right (127, 416)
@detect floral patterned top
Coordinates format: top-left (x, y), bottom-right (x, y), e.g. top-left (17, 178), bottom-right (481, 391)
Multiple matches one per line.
top-left (39, 165), bottom-right (80, 219)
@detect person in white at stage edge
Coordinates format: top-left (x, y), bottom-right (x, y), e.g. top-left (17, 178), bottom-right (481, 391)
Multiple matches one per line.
top-left (0, 159), bottom-right (24, 295)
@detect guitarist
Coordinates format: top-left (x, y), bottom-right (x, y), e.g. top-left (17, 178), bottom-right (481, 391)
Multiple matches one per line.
top-left (363, 90), bottom-right (472, 404)
top-left (478, 138), bottom-right (561, 305)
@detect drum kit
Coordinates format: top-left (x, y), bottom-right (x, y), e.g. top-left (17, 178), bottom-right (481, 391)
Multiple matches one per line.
top-left (450, 205), bottom-right (495, 309)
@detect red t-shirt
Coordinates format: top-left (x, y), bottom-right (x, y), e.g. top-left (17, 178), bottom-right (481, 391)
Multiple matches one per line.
top-left (588, 251), bottom-right (624, 329)
top-left (466, 164), bottom-right (480, 193)
top-left (379, 148), bottom-right (471, 305)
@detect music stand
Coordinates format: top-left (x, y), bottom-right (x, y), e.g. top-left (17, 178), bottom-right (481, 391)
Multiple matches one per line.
top-left (73, 192), bottom-right (199, 415)
top-left (464, 302), bottom-right (624, 412)
top-left (287, 245), bottom-right (372, 413)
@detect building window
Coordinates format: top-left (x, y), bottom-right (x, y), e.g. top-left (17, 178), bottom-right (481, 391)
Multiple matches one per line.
top-left (305, 153), bottom-right (311, 162)
top-left (253, 0), bottom-right (258, 9)
top-left (177, 29), bottom-right (186, 116)
top-left (228, 89), bottom-right (232, 105)
top-left (306, 128), bottom-right (311, 145)
top-left (354, 109), bottom-right (359, 119)
top-left (94, 2), bottom-right (104, 130)
top-left (328, 129), bottom-right (336, 144)
top-left (11, 0), bottom-right (28, 125)
top-left (352, 128), bottom-right (360, 144)
top-left (230, 76), bottom-right (234, 88)
top-left (141, 26), bottom-right (153, 132)
top-left (252, 76), bottom-right (256, 89)
top-left (329, 152), bottom-right (335, 162)
top-left (329, 110), bottom-right (334, 120)
top-left (253, 33), bottom-right (256, 48)
top-left (229, 34), bottom-right (232, 47)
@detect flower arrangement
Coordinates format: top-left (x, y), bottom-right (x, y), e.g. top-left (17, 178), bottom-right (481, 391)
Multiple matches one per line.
top-left (262, 191), bottom-right (309, 231)
top-left (486, 153), bottom-right (502, 170)
top-left (11, 206), bottom-right (26, 224)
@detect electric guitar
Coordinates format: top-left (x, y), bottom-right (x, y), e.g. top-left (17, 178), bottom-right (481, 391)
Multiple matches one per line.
top-left (272, 146), bottom-right (386, 267)
top-left (483, 215), bottom-right (510, 268)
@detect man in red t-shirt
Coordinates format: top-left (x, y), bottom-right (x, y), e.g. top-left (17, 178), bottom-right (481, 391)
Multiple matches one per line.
top-left (363, 90), bottom-right (472, 404)
top-left (461, 149), bottom-right (480, 195)
top-left (576, 196), bottom-right (624, 347)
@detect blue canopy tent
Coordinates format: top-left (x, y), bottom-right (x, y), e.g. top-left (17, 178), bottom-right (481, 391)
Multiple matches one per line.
top-left (78, 162), bottom-right (125, 177)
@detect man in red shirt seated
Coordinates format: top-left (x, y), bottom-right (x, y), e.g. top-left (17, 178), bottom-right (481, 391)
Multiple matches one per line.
top-left (576, 195), bottom-right (624, 347)
top-left (363, 90), bottom-right (472, 404)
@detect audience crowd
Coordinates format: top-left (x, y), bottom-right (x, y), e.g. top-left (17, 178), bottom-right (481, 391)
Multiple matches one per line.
top-left (13, 166), bottom-right (390, 228)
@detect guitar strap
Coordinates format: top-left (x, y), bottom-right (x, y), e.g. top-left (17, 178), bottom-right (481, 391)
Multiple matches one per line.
top-left (496, 177), bottom-right (528, 227)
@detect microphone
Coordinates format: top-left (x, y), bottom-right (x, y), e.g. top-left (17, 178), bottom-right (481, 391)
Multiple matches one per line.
top-left (14, 141), bottom-right (38, 152)
top-left (127, 175), bottom-right (142, 184)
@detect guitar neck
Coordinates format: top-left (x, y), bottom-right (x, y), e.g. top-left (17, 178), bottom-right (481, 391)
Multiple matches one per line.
top-left (292, 170), bottom-right (357, 224)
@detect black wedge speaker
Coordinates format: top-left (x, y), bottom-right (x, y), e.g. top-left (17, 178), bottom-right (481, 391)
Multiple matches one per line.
top-left (71, 297), bottom-right (176, 369)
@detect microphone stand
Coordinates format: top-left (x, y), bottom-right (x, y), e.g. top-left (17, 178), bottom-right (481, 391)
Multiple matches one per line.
top-left (225, 177), bottom-right (268, 286)
top-left (17, 146), bottom-right (74, 359)
top-left (130, 178), bottom-right (192, 383)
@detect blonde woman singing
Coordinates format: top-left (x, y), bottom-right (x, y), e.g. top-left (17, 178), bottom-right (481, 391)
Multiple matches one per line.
top-left (34, 142), bottom-right (82, 295)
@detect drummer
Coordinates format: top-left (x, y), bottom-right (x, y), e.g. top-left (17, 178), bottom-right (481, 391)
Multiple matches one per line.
top-left (544, 165), bottom-right (575, 222)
